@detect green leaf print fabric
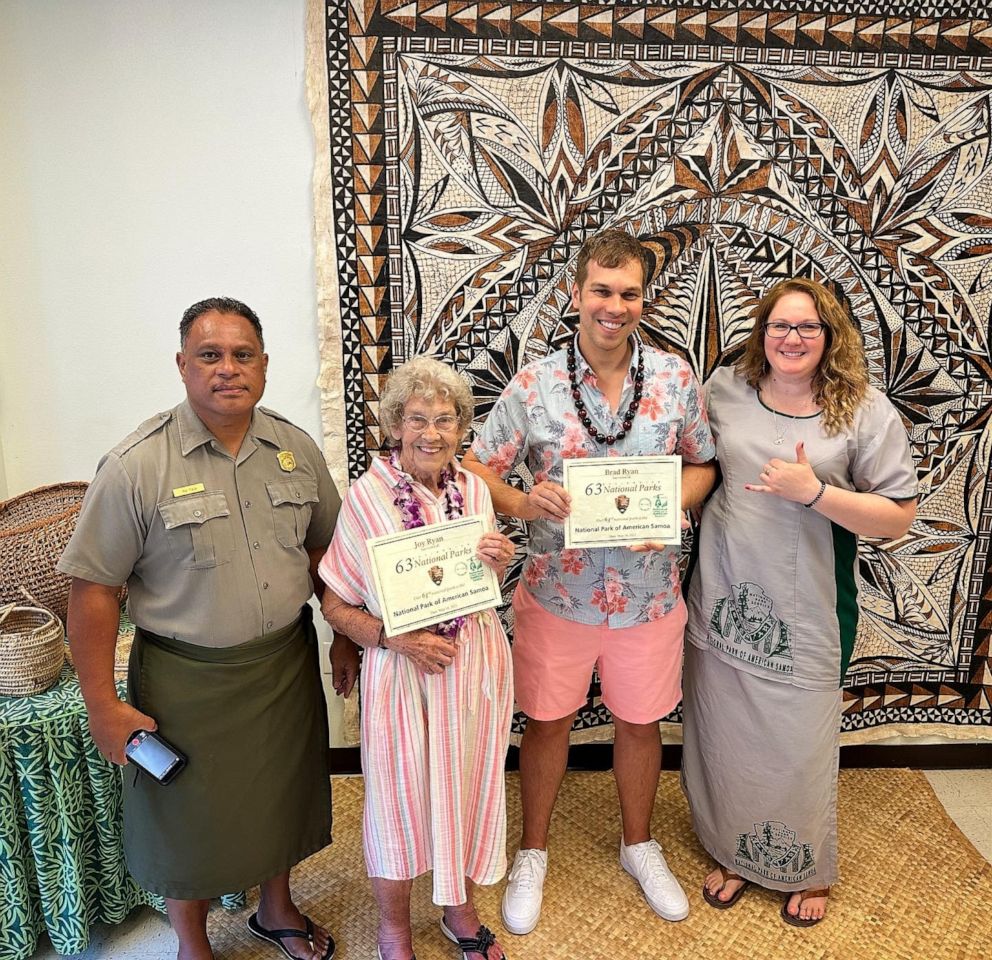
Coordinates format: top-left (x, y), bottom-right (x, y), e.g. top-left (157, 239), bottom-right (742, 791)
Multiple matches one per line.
top-left (0, 665), bottom-right (243, 959)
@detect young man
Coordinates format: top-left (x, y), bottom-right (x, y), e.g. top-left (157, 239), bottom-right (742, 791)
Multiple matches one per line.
top-left (59, 299), bottom-right (339, 960)
top-left (464, 230), bottom-right (716, 933)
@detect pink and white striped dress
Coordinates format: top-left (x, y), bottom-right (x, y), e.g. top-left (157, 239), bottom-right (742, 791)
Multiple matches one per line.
top-left (318, 455), bottom-right (513, 906)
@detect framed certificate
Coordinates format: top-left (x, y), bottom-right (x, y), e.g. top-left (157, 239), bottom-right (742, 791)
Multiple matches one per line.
top-left (367, 515), bottom-right (503, 637)
top-left (562, 455), bottom-right (682, 549)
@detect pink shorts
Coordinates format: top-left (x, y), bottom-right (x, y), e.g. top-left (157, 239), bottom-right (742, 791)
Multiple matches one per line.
top-left (511, 583), bottom-right (686, 725)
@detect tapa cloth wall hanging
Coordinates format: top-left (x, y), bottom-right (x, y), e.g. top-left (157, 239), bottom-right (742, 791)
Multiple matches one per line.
top-left (307, 0), bottom-right (992, 745)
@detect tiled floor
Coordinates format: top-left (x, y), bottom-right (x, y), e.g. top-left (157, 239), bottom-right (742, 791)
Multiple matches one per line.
top-left (923, 768), bottom-right (992, 861)
top-left (31, 769), bottom-right (992, 960)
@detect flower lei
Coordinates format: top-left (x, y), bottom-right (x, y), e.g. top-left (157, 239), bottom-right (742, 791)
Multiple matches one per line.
top-left (390, 449), bottom-right (466, 640)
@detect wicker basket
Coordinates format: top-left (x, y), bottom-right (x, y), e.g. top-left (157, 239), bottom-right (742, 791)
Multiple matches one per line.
top-left (0, 601), bottom-right (65, 697)
top-left (0, 481), bottom-right (89, 624)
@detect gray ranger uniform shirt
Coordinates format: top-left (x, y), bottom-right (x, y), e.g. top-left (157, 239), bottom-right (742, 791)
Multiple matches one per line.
top-left (58, 399), bottom-right (340, 647)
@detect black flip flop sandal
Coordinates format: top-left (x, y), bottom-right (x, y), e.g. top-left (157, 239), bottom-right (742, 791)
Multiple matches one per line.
top-left (440, 916), bottom-right (504, 959)
top-left (247, 912), bottom-right (336, 960)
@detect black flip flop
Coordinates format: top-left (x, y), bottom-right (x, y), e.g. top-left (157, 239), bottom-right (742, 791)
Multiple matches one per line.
top-left (440, 916), bottom-right (503, 959)
top-left (247, 912), bottom-right (336, 960)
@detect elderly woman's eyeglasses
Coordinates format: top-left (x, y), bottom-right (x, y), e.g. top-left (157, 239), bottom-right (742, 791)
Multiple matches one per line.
top-left (764, 321), bottom-right (826, 339)
top-left (402, 414), bottom-right (460, 433)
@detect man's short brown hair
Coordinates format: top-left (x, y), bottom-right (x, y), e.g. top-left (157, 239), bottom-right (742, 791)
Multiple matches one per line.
top-left (574, 229), bottom-right (649, 290)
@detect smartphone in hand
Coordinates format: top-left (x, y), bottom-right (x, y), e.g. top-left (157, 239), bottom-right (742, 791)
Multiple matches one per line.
top-left (124, 729), bottom-right (186, 784)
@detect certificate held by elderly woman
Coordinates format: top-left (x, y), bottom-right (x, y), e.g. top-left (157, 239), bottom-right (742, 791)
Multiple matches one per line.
top-left (368, 516), bottom-right (503, 637)
top-left (563, 455), bottom-right (682, 549)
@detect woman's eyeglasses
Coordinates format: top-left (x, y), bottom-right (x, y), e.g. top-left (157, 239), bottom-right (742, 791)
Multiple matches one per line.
top-left (764, 322), bottom-right (825, 339)
top-left (401, 414), bottom-right (460, 433)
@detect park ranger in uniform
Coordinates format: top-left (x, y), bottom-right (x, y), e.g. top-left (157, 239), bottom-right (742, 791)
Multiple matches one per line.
top-left (59, 298), bottom-right (340, 960)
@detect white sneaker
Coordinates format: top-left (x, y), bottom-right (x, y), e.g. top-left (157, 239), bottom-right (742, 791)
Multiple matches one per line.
top-left (620, 839), bottom-right (690, 921)
top-left (501, 848), bottom-right (548, 934)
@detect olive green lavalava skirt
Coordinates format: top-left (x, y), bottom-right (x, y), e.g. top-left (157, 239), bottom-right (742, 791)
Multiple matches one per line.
top-left (124, 608), bottom-right (331, 899)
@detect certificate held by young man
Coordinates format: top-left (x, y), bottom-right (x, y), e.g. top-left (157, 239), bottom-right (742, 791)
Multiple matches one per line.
top-left (367, 516), bottom-right (504, 636)
top-left (563, 455), bottom-right (682, 549)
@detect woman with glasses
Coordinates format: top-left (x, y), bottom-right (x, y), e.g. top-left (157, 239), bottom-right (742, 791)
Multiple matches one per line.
top-left (681, 278), bottom-right (917, 926)
top-left (318, 357), bottom-right (514, 960)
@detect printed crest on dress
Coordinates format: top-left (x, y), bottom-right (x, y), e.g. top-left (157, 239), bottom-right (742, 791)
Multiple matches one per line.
top-left (734, 820), bottom-right (816, 883)
top-left (429, 565), bottom-right (444, 585)
top-left (708, 581), bottom-right (793, 674)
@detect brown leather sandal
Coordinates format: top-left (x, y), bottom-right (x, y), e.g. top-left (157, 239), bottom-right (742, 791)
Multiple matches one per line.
top-left (780, 887), bottom-right (830, 927)
top-left (702, 866), bottom-right (751, 909)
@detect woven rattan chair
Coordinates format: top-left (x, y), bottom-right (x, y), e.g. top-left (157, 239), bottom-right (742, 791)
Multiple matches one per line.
top-left (0, 481), bottom-right (89, 624)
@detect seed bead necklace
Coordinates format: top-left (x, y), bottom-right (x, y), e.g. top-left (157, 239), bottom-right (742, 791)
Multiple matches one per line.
top-left (567, 336), bottom-right (645, 446)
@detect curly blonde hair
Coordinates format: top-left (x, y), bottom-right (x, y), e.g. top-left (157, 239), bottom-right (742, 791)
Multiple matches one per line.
top-left (736, 278), bottom-right (869, 435)
top-left (380, 356), bottom-right (474, 446)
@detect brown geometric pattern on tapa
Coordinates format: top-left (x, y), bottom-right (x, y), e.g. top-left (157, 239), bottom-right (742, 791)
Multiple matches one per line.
top-left (318, 0), bottom-right (992, 738)
top-left (371, 1), bottom-right (992, 56)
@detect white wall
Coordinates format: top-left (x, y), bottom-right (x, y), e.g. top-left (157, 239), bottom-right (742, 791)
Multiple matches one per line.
top-left (0, 0), bottom-right (323, 492)
top-left (0, 0), bottom-right (347, 740)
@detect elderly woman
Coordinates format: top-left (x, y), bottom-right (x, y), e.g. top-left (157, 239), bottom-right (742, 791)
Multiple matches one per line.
top-left (319, 357), bottom-right (513, 960)
top-left (682, 279), bottom-right (917, 926)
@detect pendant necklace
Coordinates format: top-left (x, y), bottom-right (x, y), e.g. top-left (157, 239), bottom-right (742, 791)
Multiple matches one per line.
top-left (771, 409), bottom-right (790, 446)
top-left (763, 381), bottom-right (810, 446)
top-left (567, 337), bottom-right (645, 445)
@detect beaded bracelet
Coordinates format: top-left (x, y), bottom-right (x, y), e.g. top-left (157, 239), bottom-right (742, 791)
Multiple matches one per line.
top-left (804, 481), bottom-right (827, 509)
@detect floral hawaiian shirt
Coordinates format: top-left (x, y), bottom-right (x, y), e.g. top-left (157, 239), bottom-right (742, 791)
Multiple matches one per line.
top-left (472, 336), bottom-right (716, 627)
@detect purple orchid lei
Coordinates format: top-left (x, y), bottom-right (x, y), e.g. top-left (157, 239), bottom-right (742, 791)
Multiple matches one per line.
top-left (390, 449), bottom-right (466, 640)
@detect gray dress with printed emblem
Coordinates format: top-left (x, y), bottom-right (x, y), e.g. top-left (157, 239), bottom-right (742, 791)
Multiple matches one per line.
top-left (682, 366), bottom-right (917, 892)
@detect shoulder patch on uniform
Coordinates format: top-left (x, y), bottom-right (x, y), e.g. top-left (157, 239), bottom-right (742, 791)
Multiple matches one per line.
top-left (256, 406), bottom-right (319, 446)
top-left (110, 409), bottom-right (174, 457)
top-left (257, 404), bottom-right (293, 426)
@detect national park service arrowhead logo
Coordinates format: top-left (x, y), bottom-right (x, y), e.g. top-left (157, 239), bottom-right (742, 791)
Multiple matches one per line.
top-left (277, 450), bottom-right (297, 472)
top-left (429, 565), bottom-right (444, 585)
top-left (615, 495), bottom-right (630, 514)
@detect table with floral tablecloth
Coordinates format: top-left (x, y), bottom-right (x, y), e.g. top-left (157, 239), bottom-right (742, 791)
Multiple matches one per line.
top-left (0, 664), bottom-right (243, 958)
